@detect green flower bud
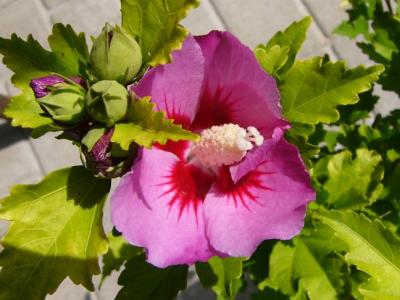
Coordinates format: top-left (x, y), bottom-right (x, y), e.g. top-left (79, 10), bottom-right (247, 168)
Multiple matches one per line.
top-left (37, 83), bottom-right (86, 124)
top-left (86, 80), bottom-right (129, 126)
top-left (90, 24), bottom-right (142, 84)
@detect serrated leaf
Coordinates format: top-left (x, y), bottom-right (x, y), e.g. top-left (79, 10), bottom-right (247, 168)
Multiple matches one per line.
top-left (48, 23), bottom-right (90, 75)
top-left (315, 210), bottom-right (400, 300)
top-left (322, 149), bottom-right (383, 209)
top-left (196, 257), bottom-right (244, 300)
top-left (0, 34), bottom-right (72, 134)
top-left (334, 15), bottom-right (369, 39)
top-left (3, 92), bottom-right (59, 137)
top-left (279, 57), bottom-right (384, 125)
top-left (255, 45), bottom-right (290, 78)
top-left (116, 254), bottom-right (188, 300)
top-left (255, 17), bottom-right (312, 77)
top-left (0, 166), bottom-right (110, 300)
top-left (101, 233), bottom-right (142, 285)
top-left (111, 97), bottom-right (199, 149)
top-left (121, 0), bottom-right (199, 66)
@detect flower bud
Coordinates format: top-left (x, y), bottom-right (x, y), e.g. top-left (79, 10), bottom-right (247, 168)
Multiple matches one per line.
top-left (90, 24), bottom-right (142, 84)
top-left (86, 80), bottom-right (129, 126)
top-left (81, 128), bottom-right (137, 178)
top-left (36, 82), bottom-right (87, 124)
top-left (30, 75), bottom-right (84, 98)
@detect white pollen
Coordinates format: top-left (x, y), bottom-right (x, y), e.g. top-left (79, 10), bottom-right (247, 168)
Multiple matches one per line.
top-left (191, 123), bottom-right (264, 167)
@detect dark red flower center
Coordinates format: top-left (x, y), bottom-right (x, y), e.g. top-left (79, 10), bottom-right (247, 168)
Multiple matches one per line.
top-left (214, 165), bottom-right (274, 209)
top-left (159, 161), bottom-right (214, 219)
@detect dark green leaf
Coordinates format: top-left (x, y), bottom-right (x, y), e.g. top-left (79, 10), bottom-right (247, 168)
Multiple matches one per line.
top-left (48, 23), bottom-right (90, 76)
top-left (196, 257), bottom-right (244, 300)
top-left (100, 233), bottom-right (142, 285)
top-left (117, 254), bottom-right (188, 300)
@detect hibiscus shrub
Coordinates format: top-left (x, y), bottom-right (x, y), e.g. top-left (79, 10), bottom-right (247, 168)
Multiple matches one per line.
top-left (0, 0), bottom-right (398, 300)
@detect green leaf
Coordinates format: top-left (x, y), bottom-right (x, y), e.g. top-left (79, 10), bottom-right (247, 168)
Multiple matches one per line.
top-left (315, 210), bottom-right (400, 300)
top-left (279, 57), bottom-right (384, 125)
top-left (116, 254), bottom-right (188, 300)
top-left (321, 149), bottom-right (384, 209)
top-left (48, 23), bottom-right (90, 75)
top-left (258, 222), bottom-right (348, 299)
top-left (259, 242), bottom-right (295, 296)
top-left (255, 17), bottom-right (312, 77)
top-left (252, 286), bottom-right (290, 300)
top-left (255, 45), bottom-right (290, 78)
top-left (336, 90), bottom-right (379, 124)
top-left (3, 92), bottom-right (59, 137)
top-left (0, 166), bottom-right (110, 300)
top-left (196, 257), bottom-right (244, 300)
top-left (111, 97), bottom-right (199, 149)
top-left (293, 238), bottom-right (338, 300)
top-left (285, 129), bottom-right (319, 168)
top-left (0, 34), bottom-right (72, 134)
top-left (121, 0), bottom-right (200, 66)
top-left (101, 233), bottom-right (142, 285)
top-left (82, 128), bottom-right (106, 151)
top-left (334, 15), bottom-right (370, 39)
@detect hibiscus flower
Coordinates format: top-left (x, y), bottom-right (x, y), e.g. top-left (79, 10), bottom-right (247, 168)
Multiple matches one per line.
top-left (111, 31), bottom-right (315, 268)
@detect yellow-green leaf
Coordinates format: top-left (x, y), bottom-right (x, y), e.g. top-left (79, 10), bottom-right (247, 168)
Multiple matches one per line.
top-left (0, 166), bottom-right (110, 300)
top-left (112, 97), bottom-right (199, 149)
top-left (121, 0), bottom-right (200, 66)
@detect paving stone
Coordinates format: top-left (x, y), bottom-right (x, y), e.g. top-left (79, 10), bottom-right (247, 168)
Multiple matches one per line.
top-left (0, 0), bottom-right (51, 44)
top-left (331, 35), bottom-right (371, 67)
top-left (50, 0), bottom-right (121, 38)
top-left (0, 80), bottom-right (6, 95)
top-left (0, 0), bottom-right (51, 89)
top-left (373, 85), bottom-right (400, 116)
top-left (43, 0), bottom-right (119, 10)
top-left (47, 279), bottom-right (96, 300)
top-left (211, 0), bottom-right (328, 55)
top-left (29, 133), bottom-right (81, 174)
top-left (0, 64), bottom-right (12, 88)
top-left (0, 0), bottom-right (15, 8)
top-left (182, 0), bottom-right (225, 35)
top-left (0, 121), bottom-right (43, 197)
top-left (302, 0), bottom-right (347, 36)
top-left (302, 0), bottom-right (371, 66)
top-left (95, 271), bottom-right (120, 300)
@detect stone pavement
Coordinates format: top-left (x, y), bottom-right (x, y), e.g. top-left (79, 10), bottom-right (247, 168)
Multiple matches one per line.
top-left (0, 0), bottom-right (398, 299)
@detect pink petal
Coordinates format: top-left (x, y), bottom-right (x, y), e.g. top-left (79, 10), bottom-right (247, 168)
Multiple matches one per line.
top-left (192, 31), bottom-right (288, 136)
top-left (133, 35), bottom-right (205, 128)
top-left (229, 127), bottom-right (287, 183)
top-left (111, 148), bottom-right (216, 267)
top-left (203, 138), bottom-right (315, 257)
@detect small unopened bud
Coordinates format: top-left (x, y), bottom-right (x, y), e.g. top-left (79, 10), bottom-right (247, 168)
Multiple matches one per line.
top-left (90, 24), bottom-right (142, 84)
top-left (86, 80), bottom-right (129, 126)
top-left (36, 82), bottom-right (87, 124)
top-left (81, 128), bottom-right (137, 178)
top-left (30, 75), bottom-right (84, 98)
